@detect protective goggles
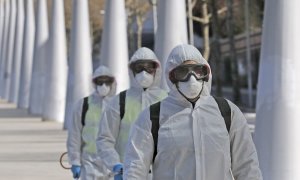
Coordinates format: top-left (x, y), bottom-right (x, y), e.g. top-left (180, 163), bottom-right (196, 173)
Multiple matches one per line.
top-left (129, 60), bottom-right (158, 74)
top-left (169, 64), bottom-right (210, 83)
top-left (93, 76), bottom-right (114, 86)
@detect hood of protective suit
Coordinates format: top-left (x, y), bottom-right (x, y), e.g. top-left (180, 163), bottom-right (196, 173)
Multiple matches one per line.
top-left (165, 44), bottom-right (212, 97)
top-left (129, 47), bottom-right (162, 89)
top-left (92, 65), bottom-right (117, 97)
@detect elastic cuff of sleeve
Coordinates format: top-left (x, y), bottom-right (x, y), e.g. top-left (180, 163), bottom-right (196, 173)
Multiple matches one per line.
top-left (70, 160), bottom-right (81, 166)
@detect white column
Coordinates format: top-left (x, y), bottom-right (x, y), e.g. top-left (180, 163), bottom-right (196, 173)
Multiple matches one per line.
top-left (99, 0), bottom-right (129, 93)
top-left (154, 0), bottom-right (188, 91)
top-left (3, 0), bottom-right (16, 100)
top-left (0, 0), bottom-right (10, 98)
top-left (254, 0), bottom-right (300, 179)
top-left (18, 0), bottom-right (35, 108)
top-left (0, 1), bottom-right (5, 86)
top-left (29, 0), bottom-right (49, 115)
top-left (43, 0), bottom-right (67, 122)
top-left (64, 0), bottom-right (93, 129)
top-left (9, 0), bottom-right (25, 104)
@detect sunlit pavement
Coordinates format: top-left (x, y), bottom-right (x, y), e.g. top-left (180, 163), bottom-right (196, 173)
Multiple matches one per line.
top-left (0, 99), bottom-right (70, 180)
top-left (0, 98), bottom-right (257, 179)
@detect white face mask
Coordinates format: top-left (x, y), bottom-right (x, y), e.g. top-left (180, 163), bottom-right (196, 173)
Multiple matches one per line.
top-left (177, 75), bottom-right (203, 99)
top-left (96, 84), bottom-right (110, 97)
top-left (135, 71), bottom-right (154, 88)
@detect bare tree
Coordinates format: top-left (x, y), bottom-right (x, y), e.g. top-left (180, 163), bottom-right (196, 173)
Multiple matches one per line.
top-left (191, 0), bottom-right (229, 61)
top-left (135, 1), bottom-right (150, 48)
top-left (126, 1), bottom-right (136, 56)
top-left (126, 0), bottom-right (150, 53)
top-left (201, 1), bottom-right (210, 60)
top-left (190, 0), bottom-right (210, 60)
top-left (187, 0), bottom-right (197, 45)
top-left (57, 0), bottom-right (106, 60)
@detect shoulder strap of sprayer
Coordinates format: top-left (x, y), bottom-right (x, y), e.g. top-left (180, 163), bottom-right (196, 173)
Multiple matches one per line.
top-left (119, 90), bottom-right (127, 120)
top-left (81, 97), bottom-right (89, 126)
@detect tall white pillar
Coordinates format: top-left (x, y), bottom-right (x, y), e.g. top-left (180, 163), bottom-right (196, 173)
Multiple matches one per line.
top-left (254, 0), bottom-right (300, 179)
top-left (99, 0), bottom-right (129, 93)
top-left (43, 0), bottom-right (67, 123)
top-left (64, 0), bottom-right (93, 129)
top-left (0, 1), bottom-right (5, 84)
top-left (154, 0), bottom-right (188, 91)
top-left (4, 0), bottom-right (17, 100)
top-left (0, 0), bottom-right (10, 98)
top-left (18, 0), bottom-right (35, 108)
top-left (29, 0), bottom-right (49, 115)
top-left (9, 0), bottom-right (25, 104)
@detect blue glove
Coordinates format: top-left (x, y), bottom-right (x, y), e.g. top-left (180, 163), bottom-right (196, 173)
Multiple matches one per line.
top-left (113, 164), bottom-right (123, 180)
top-left (71, 165), bottom-right (81, 179)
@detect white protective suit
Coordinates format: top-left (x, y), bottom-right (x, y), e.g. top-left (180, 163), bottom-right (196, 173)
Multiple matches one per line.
top-left (124, 44), bottom-right (263, 180)
top-left (67, 66), bottom-right (116, 180)
top-left (96, 47), bottom-right (168, 171)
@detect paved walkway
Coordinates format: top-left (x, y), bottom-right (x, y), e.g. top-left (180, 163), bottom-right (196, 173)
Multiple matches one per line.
top-left (0, 99), bottom-right (70, 180)
top-left (0, 98), bottom-right (257, 180)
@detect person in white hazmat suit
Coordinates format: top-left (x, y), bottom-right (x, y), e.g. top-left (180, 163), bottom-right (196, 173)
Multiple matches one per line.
top-left (67, 65), bottom-right (116, 180)
top-left (96, 47), bottom-right (167, 179)
top-left (123, 44), bottom-right (263, 180)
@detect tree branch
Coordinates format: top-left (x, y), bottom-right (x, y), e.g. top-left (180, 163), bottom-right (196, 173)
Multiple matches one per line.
top-left (189, 1), bottom-right (235, 24)
top-left (191, 16), bottom-right (206, 24)
top-left (192, 0), bottom-right (197, 8)
top-left (208, 6), bottom-right (227, 18)
top-left (207, 3), bottom-right (239, 19)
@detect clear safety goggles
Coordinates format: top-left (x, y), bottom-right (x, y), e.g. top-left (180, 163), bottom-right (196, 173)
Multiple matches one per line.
top-left (169, 64), bottom-right (210, 83)
top-left (130, 60), bottom-right (158, 75)
top-left (93, 76), bottom-right (114, 86)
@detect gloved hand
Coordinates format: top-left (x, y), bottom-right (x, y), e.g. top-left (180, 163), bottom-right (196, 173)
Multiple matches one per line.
top-left (71, 165), bottom-right (81, 179)
top-left (113, 164), bottom-right (123, 180)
